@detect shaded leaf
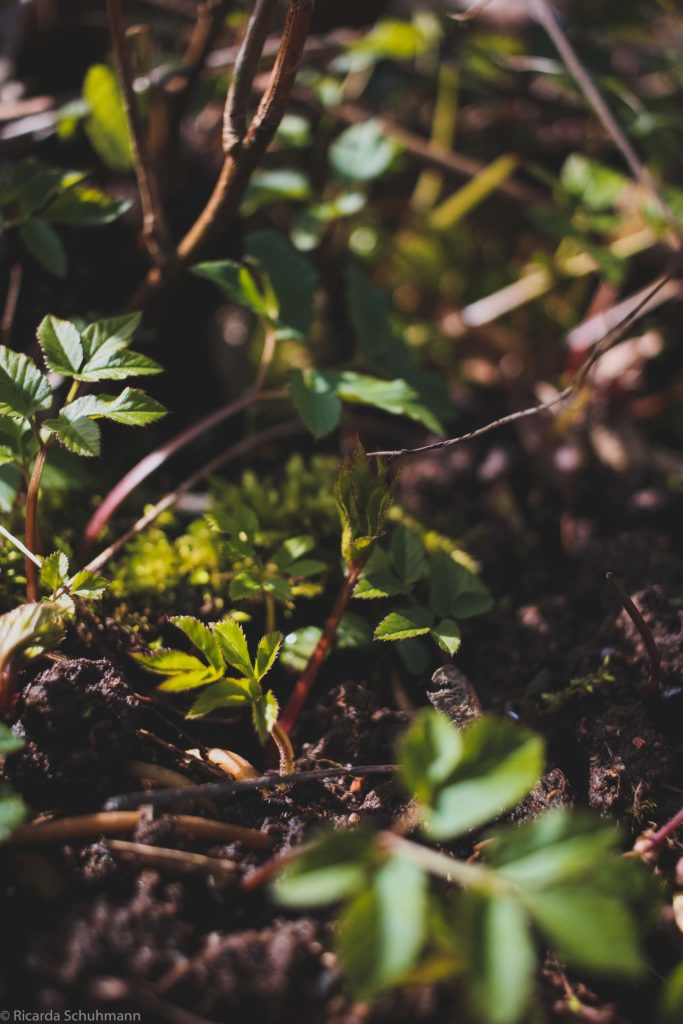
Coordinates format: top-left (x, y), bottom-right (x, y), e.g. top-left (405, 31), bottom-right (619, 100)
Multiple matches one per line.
top-left (274, 828), bottom-right (376, 908)
top-left (19, 219), bottom-right (67, 277)
top-left (247, 230), bottom-right (319, 339)
top-left (374, 607), bottom-right (434, 641)
top-left (170, 615), bottom-right (224, 675)
top-left (462, 892), bottom-right (535, 1024)
top-left (430, 618), bottom-right (461, 656)
top-left (37, 316), bottom-right (83, 375)
top-left (252, 689), bottom-right (279, 742)
top-left (0, 346), bottom-right (52, 420)
top-left (290, 368), bottom-right (342, 439)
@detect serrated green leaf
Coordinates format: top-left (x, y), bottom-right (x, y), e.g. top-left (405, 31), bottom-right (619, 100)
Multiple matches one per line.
top-left (133, 648), bottom-right (211, 676)
top-left (83, 64), bottom-right (133, 171)
top-left (212, 619), bottom-right (253, 677)
top-left (251, 689), bottom-right (279, 742)
top-left (61, 389), bottom-right (166, 427)
top-left (37, 316), bottom-right (83, 375)
top-left (40, 550), bottom-right (69, 592)
top-left (354, 545), bottom-right (407, 599)
top-left (330, 120), bottom-right (399, 182)
top-left (374, 607), bottom-right (434, 641)
top-left (68, 569), bottom-right (107, 598)
top-left (0, 346), bottom-right (52, 420)
top-left (272, 535), bottom-right (315, 570)
top-left (273, 828), bottom-right (376, 908)
top-left (338, 855), bottom-right (427, 999)
top-left (463, 892), bottom-right (535, 1024)
top-left (290, 368), bottom-right (342, 439)
top-left (187, 677), bottom-right (252, 717)
top-left (255, 632), bottom-right (282, 681)
top-left (80, 314), bottom-right (141, 359)
top-left (229, 572), bottom-right (264, 601)
top-left (170, 616), bottom-right (223, 675)
top-left (399, 709), bottom-right (464, 805)
top-left (158, 670), bottom-right (222, 692)
top-left (262, 576), bottom-right (293, 603)
top-left (43, 411), bottom-right (101, 457)
top-left (77, 348), bottom-right (162, 382)
top-left (19, 219), bottom-right (67, 277)
top-left (425, 716), bottom-right (545, 840)
top-left (0, 602), bottom-right (64, 678)
top-left (430, 618), bottom-right (461, 656)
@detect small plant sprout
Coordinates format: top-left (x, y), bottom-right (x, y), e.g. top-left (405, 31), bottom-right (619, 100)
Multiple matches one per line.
top-left (133, 617), bottom-right (293, 772)
top-left (0, 313), bottom-right (166, 601)
top-left (0, 601), bottom-right (65, 711)
top-left (278, 446), bottom-right (394, 733)
top-left (273, 711), bottom-right (655, 1024)
top-left (206, 505), bottom-right (326, 634)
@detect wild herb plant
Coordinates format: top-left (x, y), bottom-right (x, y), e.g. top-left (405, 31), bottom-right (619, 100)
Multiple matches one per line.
top-left (0, 312), bottom-right (166, 601)
top-left (274, 710), bottom-right (655, 1024)
top-left (133, 616), bottom-right (293, 770)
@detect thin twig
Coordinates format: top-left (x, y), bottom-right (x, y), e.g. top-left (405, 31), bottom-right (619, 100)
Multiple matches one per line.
top-left (223, 0), bottom-right (278, 153)
top-left (126, 760), bottom-right (197, 790)
top-left (136, 729), bottom-right (227, 780)
top-left (105, 764), bottom-right (398, 812)
top-left (105, 838), bottom-right (238, 874)
top-left (106, 0), bottom-right (173, 268)
top-left (527, 0), bottom-right (680, 238)
top-left (83, 419), bottom-right (302, 576)
top-left (167, 0), bottom-right (230, 124)
top-left (81, 388), bottom-right (284, 551)
top-left (9, 810), bottom-right (274, 849)
top-left (606, 571), bottom-right (661, 697)
top-left (367, 267), bottom-right (677, 459)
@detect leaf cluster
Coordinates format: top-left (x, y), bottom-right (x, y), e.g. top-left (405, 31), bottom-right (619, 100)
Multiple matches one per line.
top-left (134, 617), bottom-right (282, 743)
top-left (274, 711), bottom-right (655, 1023)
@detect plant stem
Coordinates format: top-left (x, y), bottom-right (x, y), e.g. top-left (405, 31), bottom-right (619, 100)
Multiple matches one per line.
top-left (606, 570), bottom-right (661, 697)
top-left (278, 562), bottom-right (363, 734)
top-left (650, 805), bottom-right (683, 847)
top-left (379, 832), bottom-right (496, 891)
top-left (105, 0), bottom-right (173, 268)
top-left (271, 722), bottom-right (295, 775)
top-left (264, 592), bottom-right (277, 635)
top-left (223, 0), bottom-right (278, 153)
top-left (106, 838), bottom-right (237, 875)
top-left (24, 444), bottom-right (48, 601)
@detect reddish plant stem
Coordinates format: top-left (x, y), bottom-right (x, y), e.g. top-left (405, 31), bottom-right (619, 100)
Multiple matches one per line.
top-left (279, 563), bottom-right (362, 734)
top-left (606, 571), bottom-right (661, 697)
top-left (24, 445), bottom-right (48, 602)
top-left (650, 806), bottom-right (683, 848)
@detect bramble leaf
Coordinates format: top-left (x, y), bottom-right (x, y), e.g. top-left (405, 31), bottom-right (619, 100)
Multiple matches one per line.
top-left (40, 550), bottom-right (70, 592)
top-left (0, 346), bottom-right (52, 421)
top-left (43, 409), bottom-right (101, 457)
top-left (187, 677), bottom-right (252, 717)
top-left (37, 316), bottom-right (83, 376)
top-left (430, 618), bottom-right (461, 656)
top-left (462, 892), bottom-right (535, 1024)
top-left (212, 619), bottom-right (253, 678)
top-left (170, 616), bottom-right (224, 675)
top-left (192, 260), bottom-right (271, 319)
top-left (374, 607), bottom-right (434, 641)
top-left (255, 632), bottom-right (283, 681)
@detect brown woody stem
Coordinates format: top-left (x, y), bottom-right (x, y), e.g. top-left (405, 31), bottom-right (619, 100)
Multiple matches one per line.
top-left (279, 562), bottom-right (362, 734)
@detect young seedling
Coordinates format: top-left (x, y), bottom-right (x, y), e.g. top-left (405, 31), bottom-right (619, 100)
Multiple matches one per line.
top-left (278, 446), bottom-right (394, 733)
top-left (133, 616), bottom-right (293, 772)
top-left (206, 505), bottom-right (326, 633)
top-left (273, 710), bottom-right (655, 1024)
top-left (0, 313), bottom-right (166, 601)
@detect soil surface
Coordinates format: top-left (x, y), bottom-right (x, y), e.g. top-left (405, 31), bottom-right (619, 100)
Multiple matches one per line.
top-left (1, 426), bottom-right (681, 1024)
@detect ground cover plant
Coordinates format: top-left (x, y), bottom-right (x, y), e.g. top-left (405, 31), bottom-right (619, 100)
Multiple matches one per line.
top-left (0, 1), bottom-right (681, 1022)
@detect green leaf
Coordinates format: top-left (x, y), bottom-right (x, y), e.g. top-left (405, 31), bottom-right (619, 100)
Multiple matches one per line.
top-left (78, 349), bottom-right (162, 382)
top-left (354, 546), bottom-right (407, 599)
top-left (0, 785), bottom-right (27, 843)
top-left (430, 618), bottom-right (461, 656)
top-left (560, 154), bottom-right (627, 211)
top-left (68, 389), bottom-right (166, 426)
top-left (399, 709), bottom-right (464, 804)
top-left (0, 602), bottom-right (64, 678)
top-left (243, 168), bottom-right (311, 214)
top-left (37, 316), bottom-right (83, 376)
top-left (374, 607), bottom-right (434, 641)
top-left (338, 855), bottom-right (427, 999)
top-left (246, 230), bottom-right (319, 339)
top-left (330, 120), bottom-right (399, 182)
top-left (334, 446), bottom-right (394, 566)
top-left (272, 535), bottom-right (315, 570)
top-left (133, 648), bottom-right (211, 675)
top-left (158, 670), bottom-right (222, 693)
top-left (273, 828), bottom-right (376, 908)
top-left (83, 64), bottom-right (133, 171)
top-left (80, 314), bottom-right (141, 358)
top-left (187, 677), bottom-right (252, 716)
top-left (660, 964), bottom-right (683, 1024)
top-left (524, 887), bottom-right (646, 976)
top-left (19, 219), bottom-right (67, 277)
top-left (0, 723), bottom-right (24, 757)
top-left (192, 260), bottom-right (271, 319)
top-left (213, 619), bottom-right (254, 678)
top-left (429, 552), bottom-right (492, 618)
top-left (170, 616), bottom-right (224, 675)
top-left (67, 569), bottom-right (107, 598)
top-left (390, 525), bottom-right (428, 586)
top-left (290, 368), bottom-right (342, 439)
top-left (255, 632), bottom-right (282, 681)
top-left (336, 371), bottom-right (444, 434)
top-left (229, 572), bottom-right (264, 601)
top-left (0, 445), bottom-right (14, 466)
top-left (345, 263), bottom-right (396, 363)
top-left (43, 409), bottom-right (101, 457)
top-left (463, 892), bottom-right (535, 1024)
top-left (40, 550), bottom-right (70, 592)
top-left (488, 810), bottom-right (621, 889)
top-left (425, 716), bottom-right (545, 840)
top-left (251, 689), bottom-right (279, 742)
top-left (0, 346), bottom-right (52, 420)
